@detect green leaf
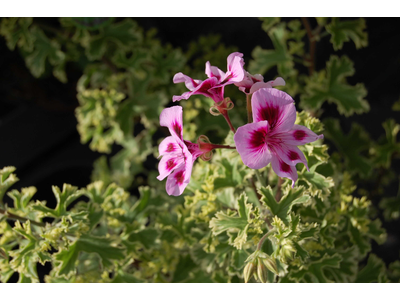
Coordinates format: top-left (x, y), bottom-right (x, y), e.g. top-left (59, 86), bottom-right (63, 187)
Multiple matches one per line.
top-left (70, 17), bottom-right (114, 31)
top-left (75, 89), bottom-right (126, 153)
top-left (324, 118), bottom-right (372, 177)
top-left (7, 187), bottom-right (37, 210)
top-left (259, 17), bottom-right (281, 32)
top-left (172, 254), bottom-right (197, 283)
top-left (25, 26), bottom-right (67, 82)
top-left (326, 18), bottom-right (368, 50)
top-left (259, 186), bottom-right (310, 225)
top-left (289, 253), bottom-right (342, 283)
top-left (301, 55), bottom-right (369, 116)
top-left (370, 119), bottom-right (400, 169)
top-left (380, 180), bottom-right (400, 221)
top-left (0, 17), bottom-right (34, 51)
top-left (86, 18), bottom-right (141, 60)
top-left (0, 166), bottom-right (19, 204)
top-left (55, 234), bottom-right (125, 277)
top-left (209, 193), bottom-right (256, 250)
top-left (249, 23), bottom-right (294, 77)
top-left (298, 170), bottom-right (334, 200)
top-left (388, 261), bottom-right (400, 283)
top-left (356, 254), bottom-right (388, 283)
top-left (324, 246), bottom-right (359, 282)
top-left (32, 184), bottom-right (84, 218)
top-left (128, 228), bottom-right (159, 249)
top-left (8, 221), bottom-right (40, 282)
top-left (111, 270), bottom-right (144, 283)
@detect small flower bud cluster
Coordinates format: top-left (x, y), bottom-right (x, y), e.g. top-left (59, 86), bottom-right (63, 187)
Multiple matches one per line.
top-left (243, 250), bottom-right (278, 283)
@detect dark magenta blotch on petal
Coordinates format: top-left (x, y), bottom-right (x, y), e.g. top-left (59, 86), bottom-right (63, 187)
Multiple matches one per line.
top-left (166, 159), bottom-right (177, 171)
top-left (172, 121), bottom-right (182, 138)
top-left (280, 160), bottom-right (291, 173)
top-left (288, 151), bottom-right (300, 160)
top-left (293, 130), bottom-right (306, 141)
top-left (249, 127), bottom-right (268, 149)
top-left (174, 170), bottom-right (185, 184)
top-left (260, 105), bottom-right (280, 129)
top-left (166, 143), bottom-right (176, 152)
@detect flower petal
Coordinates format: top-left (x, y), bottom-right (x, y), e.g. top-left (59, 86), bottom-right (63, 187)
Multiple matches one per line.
top-left (272, 143), bottom-right (309, 171)
top-left (281, 124), bottom-right (324, 146)
top-left (271, 154), bottom-right (298, 188)
top-left (173, 72), bottom-right (201, 90)
top-left (222, 52), bottom-right (245, 84)
top-left (165, 150), bottom-right (193, 196)
top-left (159, 106), bottom-right (184, 141)
top-left (249, 77), bottom-right (286, 94)
top-left (158, 136), bottom-right (182, 158)
top-left (251, 88), bottom-right (296, 133)
top-left (157, 153), bottom-right (185, 181)
top-left (173, 77), bottom-right (223, 103)
top-left (205, 61), bottom-right (225, 81)
top-left (271, 77), bottom-right (285, 87)
top-left (234, 121), bottom-right (272, 169)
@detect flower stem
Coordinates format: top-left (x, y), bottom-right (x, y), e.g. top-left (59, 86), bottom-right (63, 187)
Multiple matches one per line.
top-left (210, 144), bottom-right (236, 150)
top-left (220, 110), bottom-right (236, 133)
top-left (275, 177), bottom-right (283, 202)
top-left (0, 207), bottom-right (46, 228)
top-left (257, 228), bottom-right (277, 251)
top-left (246, 94), bottom-right (252, 123)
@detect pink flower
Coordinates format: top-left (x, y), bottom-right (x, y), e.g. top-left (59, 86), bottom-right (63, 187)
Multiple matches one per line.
top-left (235, 71), bottom-right (286, 94)
top-left (233, 88), bottom-right (323, 187)
top-left (172, 52), bottom-right (245, 103)
top-left (157, 106), bottom-right (209, 196)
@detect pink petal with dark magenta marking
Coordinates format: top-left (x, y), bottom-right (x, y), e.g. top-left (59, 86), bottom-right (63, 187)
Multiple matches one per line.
top-left (271, 154), bottom-right (298, 188)
top-left (158, 136), bottom-right (182, 158)
top-left (251, 88), bottom-right (296, 133)
top-left (159, 106), bottom-right (184, 142)
top-left (165, 151), bottom-right (193, 196)
top-left (173, 72), bottom-right (201, 90)
top-left (222, 52), bottom-right (244, 84)
top-left (205, 61), bottom-right (225, 81)
top-left (282, 124), bottom-right (324, 146)
top-left (272, 143), bottom-right (309, 171)
top-left (157, 154), bottom-right (184, 181)
top-left (234, 121), bottom-right (272, 169)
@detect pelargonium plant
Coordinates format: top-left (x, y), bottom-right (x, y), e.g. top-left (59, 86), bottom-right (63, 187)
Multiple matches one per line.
top-left (1, 17), bottom-right (396, 284)
top-left (157, 52), bottom-right (326, 282)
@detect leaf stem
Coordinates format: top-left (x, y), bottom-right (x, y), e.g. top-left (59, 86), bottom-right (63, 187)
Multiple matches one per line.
top-left (0, 207), bottom-right (46, 228)
top-left (257, 228), bottom-right (277, 251)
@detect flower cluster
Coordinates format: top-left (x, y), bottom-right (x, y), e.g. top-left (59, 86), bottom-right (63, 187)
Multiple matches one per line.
top-left (157, 52), bottom-right (323, 195)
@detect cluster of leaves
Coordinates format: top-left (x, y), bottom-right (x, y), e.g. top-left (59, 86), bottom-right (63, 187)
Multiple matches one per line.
top-left (1, 17), bottom-right (399, 283)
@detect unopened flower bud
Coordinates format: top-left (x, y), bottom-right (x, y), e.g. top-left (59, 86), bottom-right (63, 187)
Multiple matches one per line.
top-left (257, 257), bottom-right (269, 283)
top-left (243, 261), bottom-right (256, 283)
top-left (280, 240), bottom-right (296, 264)
top-left (263, 256), bottom-right (279, 275)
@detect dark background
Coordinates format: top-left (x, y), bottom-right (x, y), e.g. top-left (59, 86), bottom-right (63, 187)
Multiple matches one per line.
top-left (0, 17), bottom-right (399, 272)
